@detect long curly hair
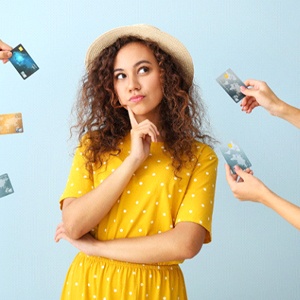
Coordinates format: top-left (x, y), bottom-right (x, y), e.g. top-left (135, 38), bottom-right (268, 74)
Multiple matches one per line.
top-left (71, 35), bottom-right (215, 175)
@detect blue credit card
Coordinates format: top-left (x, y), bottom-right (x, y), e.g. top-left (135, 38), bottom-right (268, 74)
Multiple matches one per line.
top-left (9, 44), bottom-right (39, 79)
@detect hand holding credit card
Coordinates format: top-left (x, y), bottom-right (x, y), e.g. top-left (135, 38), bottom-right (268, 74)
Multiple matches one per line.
top-left (9, 44), bottom-right (39, 79)
top-left (216, 68), bottom-right (246, 103)
top-left (220, 141), bottom-right (252, 174)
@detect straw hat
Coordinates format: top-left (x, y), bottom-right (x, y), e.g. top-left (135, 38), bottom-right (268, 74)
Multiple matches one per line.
top-left (85, 24), bottom-right (194, 86)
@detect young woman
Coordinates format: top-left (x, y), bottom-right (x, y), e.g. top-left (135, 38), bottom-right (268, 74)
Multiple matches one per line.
top-left (55, 24), bottom-right (218, 299)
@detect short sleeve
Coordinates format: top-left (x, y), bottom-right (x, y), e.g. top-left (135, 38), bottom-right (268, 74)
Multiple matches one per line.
top-left (59, 142), bottom-right (94, 208)
top-left (175, 145), bottom-right (218, 243)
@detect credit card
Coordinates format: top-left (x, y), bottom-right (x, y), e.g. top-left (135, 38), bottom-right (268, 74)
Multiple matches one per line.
top-left (216, 68), bottom-right (246, 103)
top-left (220, 141), bottom-right (252, 174)
top-left (0, 113), bottom-right (23, 135)
top-left (0, 173), bottom-right (14, 198)
top-left (9, 44), bottom-right (39, 79)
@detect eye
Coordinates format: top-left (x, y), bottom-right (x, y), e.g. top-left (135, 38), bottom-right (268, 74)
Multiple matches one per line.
top-left (115, 73), bottom-right (126, 80)
top-left (138, 66), bottom-right (149, 74)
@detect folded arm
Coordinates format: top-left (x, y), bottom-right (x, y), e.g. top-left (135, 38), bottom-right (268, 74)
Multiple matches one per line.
top-left (55, 221), bottom-right (206, 264)
top-left (61, 109), bottom-right (161, 240)
top-left (62, 155), bottom-right (141, 240)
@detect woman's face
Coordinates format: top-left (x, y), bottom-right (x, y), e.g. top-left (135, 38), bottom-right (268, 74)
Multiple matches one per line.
top-left (113, 42), bottom-right (163, 124)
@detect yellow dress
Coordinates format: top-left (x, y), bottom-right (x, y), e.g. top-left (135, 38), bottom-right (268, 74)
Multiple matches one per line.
top-left (59, 134), bottom-right (218, 300)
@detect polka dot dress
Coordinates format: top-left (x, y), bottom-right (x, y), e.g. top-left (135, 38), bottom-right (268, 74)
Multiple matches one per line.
top-left (59, 134), bottom-right (218, 300)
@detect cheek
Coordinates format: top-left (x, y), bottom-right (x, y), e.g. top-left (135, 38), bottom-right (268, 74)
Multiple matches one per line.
top-left (153, 81), bottom-right (163, 101)
top-left (118, 98), bottom-right (126, 106)
top-left (116, 95), bottom-right (126, 107)
top-left (157, 91), bottom-right (164, 104)
top-left (153, 77), bottom-right (163, 94)
top-left (113, 84), bottom-right (123, 102)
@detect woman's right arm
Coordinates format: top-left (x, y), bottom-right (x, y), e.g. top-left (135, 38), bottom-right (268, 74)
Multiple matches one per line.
top-left (62, 107), bottom-right (160, 239)
top-left (62, 155), bottom-right (140, 240)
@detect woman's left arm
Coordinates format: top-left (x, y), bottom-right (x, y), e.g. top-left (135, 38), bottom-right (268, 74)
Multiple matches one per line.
top-left (55, 221), bottom-right (206, 264)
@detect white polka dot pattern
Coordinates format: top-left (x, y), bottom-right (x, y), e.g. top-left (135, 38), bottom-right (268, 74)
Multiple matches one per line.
top-left (60, 253), bottom-right (188, 299)
top-left (59, 134), bottom-right (218, 299)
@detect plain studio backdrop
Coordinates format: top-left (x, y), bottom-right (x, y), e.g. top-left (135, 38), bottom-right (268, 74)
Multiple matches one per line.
top-left (0, 1), bottom-right (299, 299)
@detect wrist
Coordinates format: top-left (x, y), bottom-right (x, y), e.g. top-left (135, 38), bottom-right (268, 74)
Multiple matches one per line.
top-left (124, 155), bottom-right (144, 171)
top-left (86, 239), bottom-right (102, 256)
top-left (258, 186), bottom-right (275, 207)
top-left (270, 98), bottom-right (286, 117)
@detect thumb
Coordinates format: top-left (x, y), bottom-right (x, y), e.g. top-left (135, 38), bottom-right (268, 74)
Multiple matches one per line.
top-left (5, 51), bottom-right (12, 58)
top-left (0, 50), bottom-right (12, 59)
top-left (225, 164), bottom-right (236, 184)
top-left (234, 165), bottom-right (248, 179)
top-left (240, 85), bottom-right (254, 97)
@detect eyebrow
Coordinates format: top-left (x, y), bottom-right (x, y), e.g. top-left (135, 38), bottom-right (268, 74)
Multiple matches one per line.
top-left (113, 60), bottom-right (152, 73)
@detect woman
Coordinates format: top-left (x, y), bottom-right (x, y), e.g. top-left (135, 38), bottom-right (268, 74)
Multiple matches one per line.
top-left (55, 24), bottom-right (218, 299)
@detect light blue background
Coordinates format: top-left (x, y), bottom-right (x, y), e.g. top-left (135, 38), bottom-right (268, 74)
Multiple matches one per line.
top-left (1, 1), bottom-right (299, 299)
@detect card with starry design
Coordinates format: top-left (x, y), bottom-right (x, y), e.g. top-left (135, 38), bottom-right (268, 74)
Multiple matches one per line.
top-left (216, 68), bottom-right (247, 103)
top-left (220, 141), bottom-right (252, 174)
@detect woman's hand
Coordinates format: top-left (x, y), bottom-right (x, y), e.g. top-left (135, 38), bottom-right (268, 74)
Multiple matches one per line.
top-left (0, 40), bottom-right (12, 63)
top-left (240, 79), bottom-right (282, 115)
top-left (55, 222), bottom-right (100, 256)
top-left (225, 164), bottom-right (268, 202)
top-left (127, 106), bottom-right (160, 164)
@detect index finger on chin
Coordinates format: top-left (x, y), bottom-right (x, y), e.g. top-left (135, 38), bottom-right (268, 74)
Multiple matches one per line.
top-left (127, 106), bottom-right (138, 127)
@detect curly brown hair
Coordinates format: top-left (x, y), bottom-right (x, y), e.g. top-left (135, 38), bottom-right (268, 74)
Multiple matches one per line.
top-left (71, 35), bottom-right (215, 175)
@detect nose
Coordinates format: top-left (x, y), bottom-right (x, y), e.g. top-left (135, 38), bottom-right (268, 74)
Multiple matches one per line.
top-left (128, 74), bottom-right (141, 92)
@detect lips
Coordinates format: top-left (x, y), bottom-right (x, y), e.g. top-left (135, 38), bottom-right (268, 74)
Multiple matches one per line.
top-left (130, 95), bottom-right (144, 103)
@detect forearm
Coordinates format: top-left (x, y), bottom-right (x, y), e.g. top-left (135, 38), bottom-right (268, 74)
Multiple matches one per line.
top-left (274, 100), bottom-right (300, 128)
top-left (86, 222), bottom-right (206, 264)
top-left (63, 156), bottom-right (140, 239)
top-left (260, 189), bottom-right (300, 230)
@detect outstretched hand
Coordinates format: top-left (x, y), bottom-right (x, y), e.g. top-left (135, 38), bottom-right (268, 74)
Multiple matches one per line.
top-left (240, 79), bottom-right (282, 115)
top-left (0, 40), bottom-right (12, 63)
top-left (225, 164), bottom-right (267, 202)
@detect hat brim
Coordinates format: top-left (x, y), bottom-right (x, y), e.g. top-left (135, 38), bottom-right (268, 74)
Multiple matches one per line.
top-left (85, 24), bottom-right (194, 86)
